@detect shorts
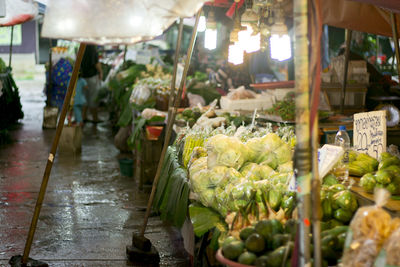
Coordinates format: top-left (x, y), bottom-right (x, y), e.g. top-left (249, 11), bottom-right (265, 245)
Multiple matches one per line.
top-left (84, 75), bottom-right (100, 108)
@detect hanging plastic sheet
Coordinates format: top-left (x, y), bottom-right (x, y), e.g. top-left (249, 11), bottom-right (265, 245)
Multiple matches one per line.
top-left (0, 0), bottom-right (38, 26)
top-left (41, 0), bottom-right (207, 45)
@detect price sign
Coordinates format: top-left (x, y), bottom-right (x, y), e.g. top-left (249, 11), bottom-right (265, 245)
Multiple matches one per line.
top-left (353, 110), bottom-right (386, 159)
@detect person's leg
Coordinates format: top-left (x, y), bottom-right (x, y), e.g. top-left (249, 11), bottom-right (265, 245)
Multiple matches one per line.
top-left (74, 105), bottom-right (83, 124)
top-left (82, 106), bottom-right (88, 121)
top-left (85, 75), bottom-right (100, 122)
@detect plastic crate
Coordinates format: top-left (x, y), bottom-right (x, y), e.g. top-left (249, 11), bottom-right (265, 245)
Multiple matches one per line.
top-left (220, 94), bottom-right (275, 111)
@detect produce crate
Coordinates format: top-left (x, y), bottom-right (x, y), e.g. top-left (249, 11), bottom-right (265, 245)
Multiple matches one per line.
top-left (136, 129), bottom-right (164, 190)
top-left (322, 84), bottom-right (367, 110)
top-left (220, 95), bottom-right (274, 111)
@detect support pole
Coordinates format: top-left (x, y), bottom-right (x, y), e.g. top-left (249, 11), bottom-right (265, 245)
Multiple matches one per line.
top-left (9, 26), bottom-right (14, 68)
top-left (390, 13), bottom-right (400, 79)
top-left (294, 0), bottom-right (311, 266)
top-left (47, 39), bottom-right (53, 107)
top-left (340, 29), bottom-right (352, 114)
top-left (20, 43), bottom-right (87, 265)
top-left (167, 19), bottom-right (184, 125)
top-left (139, 10), bottom-right (201, 238)
top-left (123, 45), bottom-right (128, 64)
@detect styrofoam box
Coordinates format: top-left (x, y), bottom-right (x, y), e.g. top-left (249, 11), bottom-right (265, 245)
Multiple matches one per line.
top-left (220, 94), bottom-right (275, 111)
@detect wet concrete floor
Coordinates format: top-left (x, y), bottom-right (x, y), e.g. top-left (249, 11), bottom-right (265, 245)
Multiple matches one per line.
top-left (0, 78), bottom-right (190, 266)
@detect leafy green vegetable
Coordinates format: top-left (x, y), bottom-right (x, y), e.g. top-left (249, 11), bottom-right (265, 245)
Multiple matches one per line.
top-left (189, 204), bottom-right (226, 237)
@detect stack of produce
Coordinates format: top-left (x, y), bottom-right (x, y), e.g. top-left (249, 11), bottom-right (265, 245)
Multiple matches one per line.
top-left (320, 175), bottom-right (359, 228)
top-left (175, 107), bottom-right (203, 127)
top-left (188, 132), bottom-right (295, 225)
top-left (266, 92), bottom-right (295, 121)
top-left (348, 151), bottom-right (379, 177)
top-left (358, 152), bottom-right (400, 194)
top-left (220, 218), bottom-right (349, 266)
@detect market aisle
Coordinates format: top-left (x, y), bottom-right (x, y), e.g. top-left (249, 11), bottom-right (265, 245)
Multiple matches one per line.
top-left (0, 77), bottom-right (190, 266)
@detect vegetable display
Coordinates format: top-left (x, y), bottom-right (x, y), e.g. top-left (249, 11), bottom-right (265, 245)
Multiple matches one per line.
top-left (356, 152), bottom-right (400, 195)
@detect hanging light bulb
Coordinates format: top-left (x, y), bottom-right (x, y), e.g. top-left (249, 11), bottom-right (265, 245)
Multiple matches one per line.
top-left (238, 26), bottom-right (261, 53)
top-left (269, 7), bottom-right (291, 61)
top-left (197, 15), bottom-right (206, 32)
top-left (228, 43), bottom-right (244, 65)
top-left (205, 29), bottom-right (217, 50)
top-left (204, 10), bottom-right (217, 50)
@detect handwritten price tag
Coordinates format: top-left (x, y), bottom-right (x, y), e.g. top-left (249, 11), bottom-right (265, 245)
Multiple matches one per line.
top-left (353, 110), bottom-right (386, 159)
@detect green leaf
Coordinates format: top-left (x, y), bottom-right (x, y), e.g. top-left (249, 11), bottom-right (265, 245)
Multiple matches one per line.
top-left (189, 204), bottom-right (226, 237)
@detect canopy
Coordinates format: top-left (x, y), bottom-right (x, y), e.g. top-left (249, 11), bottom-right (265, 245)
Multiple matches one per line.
top-left (322, 0), bottom-right (400, 37)
top-left (350, 0), bottom-right (400, 14)
top-left (0, 0), bottom-right (38, 26)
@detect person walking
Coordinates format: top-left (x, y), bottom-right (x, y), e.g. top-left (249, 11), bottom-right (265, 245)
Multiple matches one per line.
top-left (81, 45), bottom-right (103, 123)
top-left (72, 74), bottom-right (88, 126)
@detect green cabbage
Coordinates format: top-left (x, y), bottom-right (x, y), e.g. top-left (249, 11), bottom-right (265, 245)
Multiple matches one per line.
top-left (278, 161), bottom-right (293, 173)
top-left (275, 143), bottom-right (293, 164)
top-left (206, 134), bottom-right (247, 169)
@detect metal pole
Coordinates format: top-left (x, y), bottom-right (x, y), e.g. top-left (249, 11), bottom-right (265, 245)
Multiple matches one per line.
top-left (9, 26), bottom-right (14, 68)
top-left (311, 118), bottom-right (322, 267)
top-left (47, 39), bottom-right (53, 107)
top-left (123, 45), bottom-right (128, 64)
top-left (139, 10), bottom-right (201, 238)
top-left (21, 44), bottom-right (87, 265)
top-left (340, 29), bottom-right (352, 114)
top-left (294, 0), bottom-right (311, 266)
top-left (390, 13), bottom-right (400, 78)
top-left (167, 19), bottom-right (184, 125)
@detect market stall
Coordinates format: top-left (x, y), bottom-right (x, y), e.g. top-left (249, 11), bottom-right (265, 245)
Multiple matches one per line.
top-left (12, 0), bottom-right (400, 266)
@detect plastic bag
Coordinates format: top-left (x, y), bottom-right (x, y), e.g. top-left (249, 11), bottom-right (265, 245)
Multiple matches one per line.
top-left (188, 92), bottom-right (205, 107)
top-left (0, 0), bottom-right (38, 26)
top-left (341, 189), bottom-right (392, 267)
top-left (226, 86), bottom-right (256, 100)
top-left (141, 108), bottom-right (166, 120)
top-left (376, 218), bottom-right (400, 266)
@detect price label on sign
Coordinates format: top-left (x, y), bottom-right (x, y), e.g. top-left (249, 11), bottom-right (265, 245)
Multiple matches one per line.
top-left (353, 110), bottom-right (387, 159)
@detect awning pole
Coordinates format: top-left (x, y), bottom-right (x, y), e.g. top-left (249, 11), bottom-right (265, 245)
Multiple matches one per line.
top-left (294, 0), bottom-right (311, 265)
top-left (390, 12), bottom-right (400, 79)
top-left (20, 43), bottom-right (87, 265)
top-left (340, 29), bottom-right (352, 114)
top-left (9, 26), bottom-right (14, 68)
top-left (139, 10), bottom-right (201, 238)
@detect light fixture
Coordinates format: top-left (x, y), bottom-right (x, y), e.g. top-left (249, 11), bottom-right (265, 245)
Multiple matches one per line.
top-left (228, 43), bottom-right (244, 65)
top-left (230, 8), bottom-right (245, 43)
top-left (241, 7), bottom-right (258, 29)
top-left (238, 26), bottom-right (261, 53)
top-left (197, 15), bottom-right (206, 32)
top-left (204, 10), bottom-right (217, 50)
top-left (269, 7), bottom-right (291, 61)
top-left (41, 0), bottom-right (207, 45)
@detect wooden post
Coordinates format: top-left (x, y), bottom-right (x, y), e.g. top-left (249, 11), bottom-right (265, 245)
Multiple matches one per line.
top-left (390, 13), bottom-right (400, 79)
top-left (8, 26), bottom-right (14, 68)
top-left (139, 10), bottom-right (201, 238)
top-left (340, 29), bottom-right (352, 114)
top-left (21, 44), bottom-right (87, 265)
top-left (294, 0), bottom-right (311, 265)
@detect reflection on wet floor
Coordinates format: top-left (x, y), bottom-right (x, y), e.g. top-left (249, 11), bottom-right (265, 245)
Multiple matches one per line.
top-left (0, 79), bottom-right (190, 266)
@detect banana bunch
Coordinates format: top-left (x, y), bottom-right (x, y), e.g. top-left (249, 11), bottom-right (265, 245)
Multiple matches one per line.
top-left (183, 134), bottom-right (205, 168)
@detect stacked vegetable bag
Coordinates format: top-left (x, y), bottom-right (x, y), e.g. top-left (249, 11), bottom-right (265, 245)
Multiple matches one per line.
top-left (348, 151), bottom-right (400, 195)
top-left (188, 132), bottom-right (295, 223)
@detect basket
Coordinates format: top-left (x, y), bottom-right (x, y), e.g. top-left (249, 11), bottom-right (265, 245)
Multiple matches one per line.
top-left (220, 95), bottom-right (275, 111)
top-left (216, 249), bottom-right (253, 267)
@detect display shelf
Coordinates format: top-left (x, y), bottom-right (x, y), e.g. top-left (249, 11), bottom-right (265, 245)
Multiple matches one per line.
top-left (351, 177), bottom-right (400, 216)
